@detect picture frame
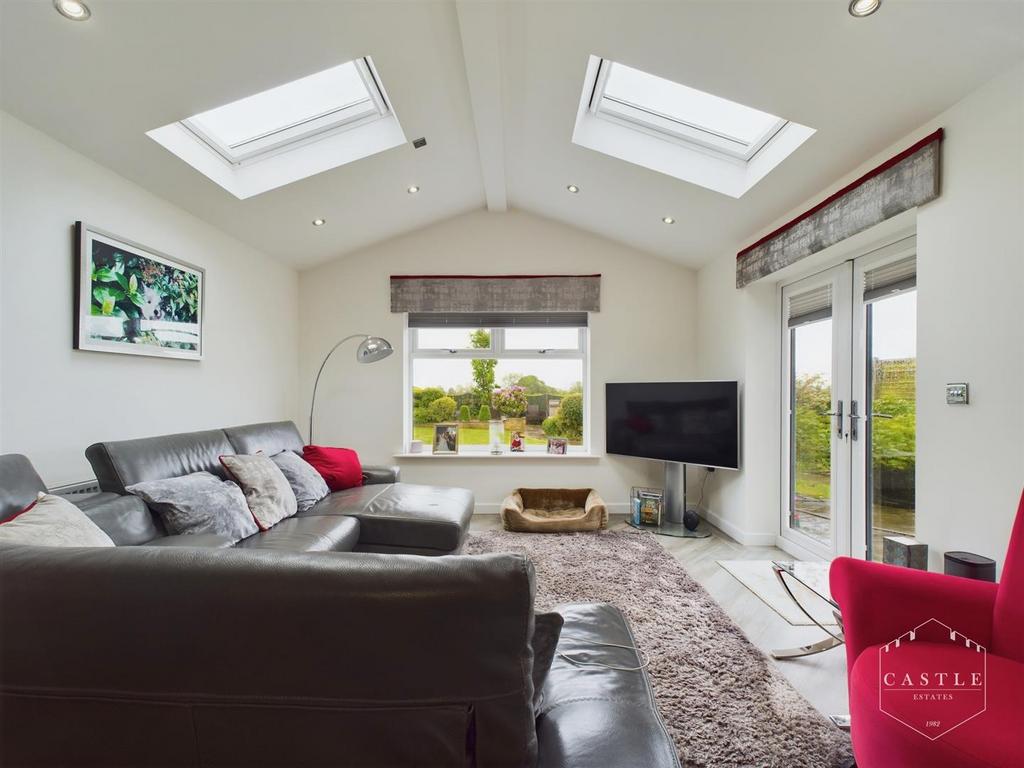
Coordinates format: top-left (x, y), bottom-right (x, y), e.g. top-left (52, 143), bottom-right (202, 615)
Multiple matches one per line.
top-left (509, 430), bottom-right (525, 453)
top-left (433, 424), bottom-right (459, 455)
top-left (546, 437), bottom-right (568, 455)
top-left (74, 222), bottom-right (204, 360)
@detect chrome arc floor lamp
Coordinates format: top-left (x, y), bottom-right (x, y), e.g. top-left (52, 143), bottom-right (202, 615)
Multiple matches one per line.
top-left (308, 334), bottom-right (393, 443)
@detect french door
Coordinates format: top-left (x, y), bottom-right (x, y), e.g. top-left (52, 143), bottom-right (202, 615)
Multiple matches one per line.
top-left (781, 237), bottom-right (917, 560)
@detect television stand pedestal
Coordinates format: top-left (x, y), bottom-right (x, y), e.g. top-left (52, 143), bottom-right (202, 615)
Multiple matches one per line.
top-left (626, 461), bottom-right (711, 539)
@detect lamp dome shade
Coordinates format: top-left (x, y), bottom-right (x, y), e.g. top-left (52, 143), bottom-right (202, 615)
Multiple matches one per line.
top-left (356, 336), bottom-right (393, 363)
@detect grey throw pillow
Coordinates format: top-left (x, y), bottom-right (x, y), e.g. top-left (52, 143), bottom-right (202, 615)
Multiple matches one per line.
top-left (271, 450), bottom-right (330, 513)
top-left (127, 472), bottom-right (257, 541)
top-left (0, 493), bottom-right (115, 548)
top-left (220, 454), bottom-right (297, 530)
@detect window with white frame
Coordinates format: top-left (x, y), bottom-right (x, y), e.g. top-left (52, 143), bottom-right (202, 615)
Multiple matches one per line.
top-left (406, 315), bottom-right (588, 454)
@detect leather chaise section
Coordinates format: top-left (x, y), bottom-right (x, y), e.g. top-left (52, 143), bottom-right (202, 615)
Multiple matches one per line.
top-left (360, 483), bottom-right (473, 553)
top-left (304, 483), bottom-right (473, 553)
top-left (236, 515), bottom-right (360, 552)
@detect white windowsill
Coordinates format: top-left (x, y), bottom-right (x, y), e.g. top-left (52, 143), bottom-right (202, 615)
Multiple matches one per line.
top-left (393, 452), bottom-right (600, 461)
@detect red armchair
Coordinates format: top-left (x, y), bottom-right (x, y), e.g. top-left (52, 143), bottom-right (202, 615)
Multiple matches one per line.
top-left (830, 491), bottom-right (1024, 768)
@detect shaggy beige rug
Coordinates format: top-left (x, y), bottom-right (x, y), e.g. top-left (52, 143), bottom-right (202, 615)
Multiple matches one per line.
top-left (464, 528), bottom-right (853, 768)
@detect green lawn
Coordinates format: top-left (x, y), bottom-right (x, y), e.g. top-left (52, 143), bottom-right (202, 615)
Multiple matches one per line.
top-left (795, 470), bottom-right (830, 501)
top-left (414, 424), bottom-right (547, 447)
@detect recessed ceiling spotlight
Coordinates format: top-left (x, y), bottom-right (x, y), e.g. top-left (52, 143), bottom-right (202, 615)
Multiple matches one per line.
top-left (567, 184), bottom-right (580, 194)
top-left (407, 185), bottom-right (420, 194)
top-left (312, 218), bottom-right (326, 227)
top-left (848, 0), bottom-right (881, 17)
top-left (662, 216), bottom-right (676, 225)
top-left (54, 0), bottom-right (91, 20)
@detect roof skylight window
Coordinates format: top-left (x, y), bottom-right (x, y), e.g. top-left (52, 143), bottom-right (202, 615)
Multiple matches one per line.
top-left (595, 61), bottom-right (787, 162)
top-left (182, 59), bottom-right (387, 165)
top-left (573, 56), bottom-right (814, 197)
top-left (147, 56), bottom-right (405, 199)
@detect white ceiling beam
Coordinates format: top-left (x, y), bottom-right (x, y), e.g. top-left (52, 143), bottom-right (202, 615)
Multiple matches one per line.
top-left (455, 0), bottom-right (508, 212)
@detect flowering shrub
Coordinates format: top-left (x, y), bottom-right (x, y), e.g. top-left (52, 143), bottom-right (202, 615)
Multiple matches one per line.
top-left (492, 385), bottom-right (528, 418)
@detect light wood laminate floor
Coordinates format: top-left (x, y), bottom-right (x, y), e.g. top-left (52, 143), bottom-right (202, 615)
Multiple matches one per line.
top-left (469, 513), bottom-right (850, 719)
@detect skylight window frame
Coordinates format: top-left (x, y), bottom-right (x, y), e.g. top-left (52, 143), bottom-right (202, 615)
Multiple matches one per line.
top-left (179, 57), bottom-right (391, 167)
top-left (588, 58), bottom-right (789, 163)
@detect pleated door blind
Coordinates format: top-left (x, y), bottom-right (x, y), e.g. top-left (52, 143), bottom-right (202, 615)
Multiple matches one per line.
top-left (787, 284), bottom-right (833, 328)
top-left (863, 255), bottom-right (916, 302)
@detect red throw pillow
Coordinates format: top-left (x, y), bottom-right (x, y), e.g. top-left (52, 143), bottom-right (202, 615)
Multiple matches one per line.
top-left (302, 445), bottom-right (363, 491)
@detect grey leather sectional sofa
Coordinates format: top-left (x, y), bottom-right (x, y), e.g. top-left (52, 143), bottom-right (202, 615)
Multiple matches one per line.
top-left (83, 420), bottom-right (473, 555)
top-left (0, 434), bottom-right (681, 768)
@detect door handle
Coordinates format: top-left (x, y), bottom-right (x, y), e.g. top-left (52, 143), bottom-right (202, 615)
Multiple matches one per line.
top-left (824, 400), bottom-right (844, 438)
top-left (850, 400), bottom-right (860, 441)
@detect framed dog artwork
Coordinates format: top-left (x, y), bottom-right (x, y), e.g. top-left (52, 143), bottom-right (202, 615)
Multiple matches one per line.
top-left (74, 222), bottom-right (204, 360)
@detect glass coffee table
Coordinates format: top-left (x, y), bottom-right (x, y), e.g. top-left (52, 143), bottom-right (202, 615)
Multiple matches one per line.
top-left (769, 561), bottom-right (845, 660)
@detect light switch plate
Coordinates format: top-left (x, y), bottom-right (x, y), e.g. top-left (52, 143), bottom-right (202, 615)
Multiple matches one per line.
top-left (946, 383), bottom-right (969, 404)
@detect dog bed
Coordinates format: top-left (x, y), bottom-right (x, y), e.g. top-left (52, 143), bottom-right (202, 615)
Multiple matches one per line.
top-left (500, 488), bottom-right (607, 532)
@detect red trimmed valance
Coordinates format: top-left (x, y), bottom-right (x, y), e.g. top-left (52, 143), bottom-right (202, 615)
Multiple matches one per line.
top-left (736, 129), bottom-right (943, 288)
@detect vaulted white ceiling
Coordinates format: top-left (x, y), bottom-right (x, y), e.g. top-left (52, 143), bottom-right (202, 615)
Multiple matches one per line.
top-left (2, 1), bottom-right (1022, 269)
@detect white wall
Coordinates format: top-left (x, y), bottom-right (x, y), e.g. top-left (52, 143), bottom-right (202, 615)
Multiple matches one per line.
top-left (687, 250), bottom-right (779, 546)
top-left (298, 209), bottom-right (697, 509)
top-left (0, 113), bottom-right (300, 486)
top-left (696, 63), bottom-right (1024, 571)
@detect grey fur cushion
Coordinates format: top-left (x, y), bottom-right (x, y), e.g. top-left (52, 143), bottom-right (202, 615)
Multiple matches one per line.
top-left (127, 472), bottom-right (257, 540)
top-left (220, 454), bottom-right (297, 530)
top-left (0, 493), bottom-right (115, 548)
top-left (271, 451), bottom-right (330, 513)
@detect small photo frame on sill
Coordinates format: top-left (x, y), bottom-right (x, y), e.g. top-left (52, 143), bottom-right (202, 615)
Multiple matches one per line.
top-left (546, 437), bottom-right (568, 455)
top-left (509, 431), bottom-right (525, 453)
top-left (433, 424), bottom-right (459, 455)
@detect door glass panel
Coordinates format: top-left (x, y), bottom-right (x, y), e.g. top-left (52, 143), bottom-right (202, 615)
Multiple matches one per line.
top-left (866, 290), bottom-right (916, 560)
top-left (790, 318), bottom-right (833, 546)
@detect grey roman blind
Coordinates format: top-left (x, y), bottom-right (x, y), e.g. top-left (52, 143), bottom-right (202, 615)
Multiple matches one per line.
top-left (787, 284), bottom-right (833, 328)
top-left (863, 255), bottom-right (916, 302)
top-left (408, 312), bottom-right (588, 329)
top-left (390, 274), bottom-right (600, 313)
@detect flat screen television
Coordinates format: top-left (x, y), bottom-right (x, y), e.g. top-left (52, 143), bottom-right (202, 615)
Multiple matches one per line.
top-left (605, 381), bottom-right (739, 469)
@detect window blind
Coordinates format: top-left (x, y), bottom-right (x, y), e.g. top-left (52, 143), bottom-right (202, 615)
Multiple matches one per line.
top-left (407, 312), bottom-right (588, 329)
top-left (863, 255), bottom-right (916, 302)
top-left (787, 284), bottom-right (832, 328)
top-left (390, 275), bottom-right (600, 313)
